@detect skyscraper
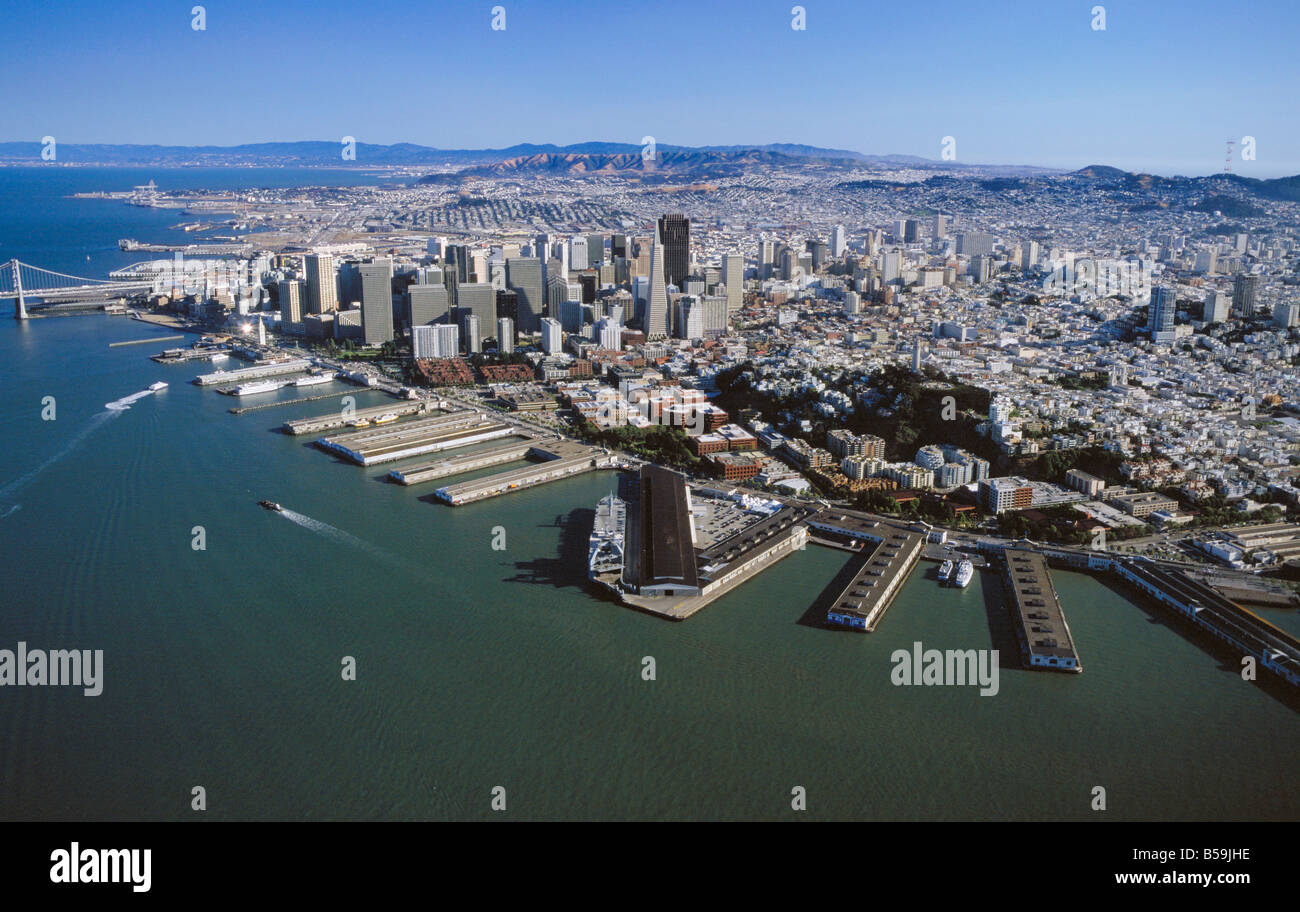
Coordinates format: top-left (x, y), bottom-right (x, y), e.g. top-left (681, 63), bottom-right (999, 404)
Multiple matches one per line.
top-left (304, 254), bottom-right (337, 314)
top-left (497, 317), bottom-right (515, 353)
top-left (408, 284), bottom-right (450, 326)
top-left (657, 213), bottom-right (690, 289)
top-left (830, 225), bottom-right (847, 257)
top-left (722, 253), bottom-right (743, 314)
top-left (644, 225), bottom-right (670, 339)
top-left (506, 257), bottom-right (544, 333)
top-left (1149, 285), bottom-right (1176, 341)
top-left (278, 279), bottom-right (304, 326)
top-left (359, 259), bottom-right (394, 345)
top-left (540, 317), bottom-right (562, 354)
top-left (1232, 273), bottom-right (1259, 317)
top-left (1203, 290), bottom-right (1228, 324)
top-left (454, 282), bottom-right (497, 336)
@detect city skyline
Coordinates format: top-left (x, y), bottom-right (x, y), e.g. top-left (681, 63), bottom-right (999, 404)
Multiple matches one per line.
top-left (3, 0), bottom-right (1299, 176)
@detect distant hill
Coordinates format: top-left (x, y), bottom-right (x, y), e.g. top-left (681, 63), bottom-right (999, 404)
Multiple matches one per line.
top-left (0, 139), bottom-right (1052, 176)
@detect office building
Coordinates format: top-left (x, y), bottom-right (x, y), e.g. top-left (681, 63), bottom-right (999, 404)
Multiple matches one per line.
top-left (497, 316), bottom-right (515, 353)
top-left (657, 213), bottom-right (690, 289)
top-left (1233, 273), bottom-right (1259, 317)
top-left (278, 279), bottom-right (304, 326)
top-left (359, 258), bottom-right (394, 345)
top-left (304, 253), bottom-right (337, 314)
top-left (408, 283), bottom-right (450, 327)
top-left (540, 317), bottom-right (562, 354)
top-left (506, 257), bottom-right (544, 332)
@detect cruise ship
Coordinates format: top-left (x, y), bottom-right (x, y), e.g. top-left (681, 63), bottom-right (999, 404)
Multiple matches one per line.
top-left (937, 559), bottom-right (954, 583)
top-left (233, 379), bottom-right (284, 396)
top-left (953, 559), bottom-right (975, 589)
top-left (295, 372), bottom-right (336, 387)
top-left (588, 493), bottom-right (627, 577)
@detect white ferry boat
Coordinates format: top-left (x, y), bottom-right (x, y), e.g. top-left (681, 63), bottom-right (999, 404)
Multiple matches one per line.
top-left (295, 372), bottom-right (336, 387)
top-left (937, 559), bottom-right (954, 583)
top-left (233, 379), bottom-right (283, 396)
top-left (954, 559), bottom-right (974, 589)
top-left (148, 381), bottom-right (168, 391)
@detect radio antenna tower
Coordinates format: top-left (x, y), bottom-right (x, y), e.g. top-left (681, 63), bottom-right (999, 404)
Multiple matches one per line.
top-left (1224, 138), bottom-right (1235, 173)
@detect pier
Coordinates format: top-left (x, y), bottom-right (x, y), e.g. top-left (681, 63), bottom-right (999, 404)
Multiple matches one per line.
top-left (316, 410), bottom-right (510, 466)
top-left (1002, 549), bottom-right (1082, 672)
top-left (1112, 557), bottom-right (1300, 687)
top-left (807, 514), bottom-right (926, 632)
top-left (193, 358), bottom-right (313, 386)
top-left (433, 441), bottom-right (607, 505)
top-left (282, 400), bottom-right (434, 435)
top-left (387, 436), bottom-right (537, 485)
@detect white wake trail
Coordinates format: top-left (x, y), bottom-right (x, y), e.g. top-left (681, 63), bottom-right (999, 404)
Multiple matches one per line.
top-left (276, 507), bottom-right (407, 569)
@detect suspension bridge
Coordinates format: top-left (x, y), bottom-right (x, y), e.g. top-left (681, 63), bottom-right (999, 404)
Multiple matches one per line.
top-left (0, 259), bottom-right (155, 319)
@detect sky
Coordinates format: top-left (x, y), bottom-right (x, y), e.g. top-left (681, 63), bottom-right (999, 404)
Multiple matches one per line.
top-left (4, 0), bottom-right (1299, 176)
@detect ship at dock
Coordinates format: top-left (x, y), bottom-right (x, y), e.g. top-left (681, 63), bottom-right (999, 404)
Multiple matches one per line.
top-left (588, 493), bottom-right (626, 579)
top-left (230, 379), bottom-right (285, 396)
top-left (953, 559), bottom-right (974, 589)
top-left (938, 559), bottom-right (954, 583)
top-left (295, 372), bottom-right (337, 387)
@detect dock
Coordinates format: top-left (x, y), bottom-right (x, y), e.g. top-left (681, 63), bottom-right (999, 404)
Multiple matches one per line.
top-left (817, 526), bottom-right (926, 632)
top-left (316, 410), bottom-right (511, 466)
top-left (1113, 557), bottom-right (1300, 687)
top-left (193, 358), bottom-right (312, 386)
top-left (1002, 549), bottom-right (1082, 672)
top-left (282, 400), bottom-right (434, 436)
top-left (433, 441), bottom-right (607, 505)
top-left (387, 436), bottom-right (537, 485)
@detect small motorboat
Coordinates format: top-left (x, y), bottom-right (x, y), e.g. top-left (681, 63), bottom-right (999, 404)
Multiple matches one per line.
top-left (258, 500), bottom-right (283, 512)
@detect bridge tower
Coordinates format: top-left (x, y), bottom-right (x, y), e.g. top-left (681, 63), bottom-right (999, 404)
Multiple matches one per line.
top-left (11, 259), bottom-right (27, 321)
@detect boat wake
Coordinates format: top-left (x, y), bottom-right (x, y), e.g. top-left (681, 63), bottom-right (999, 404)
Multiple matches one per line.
top-left (276, 507), bottom-right (406, 568)
top-left (0, 409), bottom-right (121, 512)
top-left (104, 388), bottom-right (158, 411)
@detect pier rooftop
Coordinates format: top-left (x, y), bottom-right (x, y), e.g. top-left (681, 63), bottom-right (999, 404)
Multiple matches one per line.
top-left (1003, 549), bottom-right (1082, 672)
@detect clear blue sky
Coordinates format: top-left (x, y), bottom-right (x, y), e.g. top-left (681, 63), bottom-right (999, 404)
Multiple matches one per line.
top-left (5, 0), bottom-right (1298, 176)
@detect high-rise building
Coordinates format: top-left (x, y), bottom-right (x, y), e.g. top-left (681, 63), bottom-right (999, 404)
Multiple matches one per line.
top-left (1232, 273), bottom-right (1259, 317)
top-left (1273, 301), bottom-right (1299, 329)
top-left (454, 282), bottom-right (496, 336)
top-left (278, 279), bottom-right (304, 325)
top-left (957, 231), bottom-right (995, 256)
top-left (359, 259), bottom-right (394, 345)
top-left (408, 283), bottom-right (450, 327)
top-left (586, 234), bottom-right (604, 268)
top-left (830, 225), bottom-right (847, 257)
top-left (597, 317), bottom-right (622, 351)
top-left (304, 254), bottom-right (337, 314)
top-left (506, 257), bottom-right (544, 332)
top-left (722, 253), bottom-right (743, 314)
top-left (497, 317), bottom-right (515, 353)
top-left (757, 238), bottom-right (775, 279)
top-left (657, 213), bottom-right (690, 289)
top-left (540, 317), bottom-right (562, 354)
top-left (644, 225), bottom-right (670, 338)
top-left (1203, 290), bottom-right (1229, 324)
top-left (933, 215), bottom-right (949, 239)
top-left (413, 324), bottom-right (459, 359)
top-left (569, 236), bottom-right (588, 271)
top-left (904, 220), bottom-right (921, 244)
top-left (1149, 285), bottom-right (1176, 341)
top-left (461, 313), bottom-right (482, 354)
top-left (1021, 241), bottom-right (1039, 271)
top-left (881, 250), bottom-right (902, 284)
